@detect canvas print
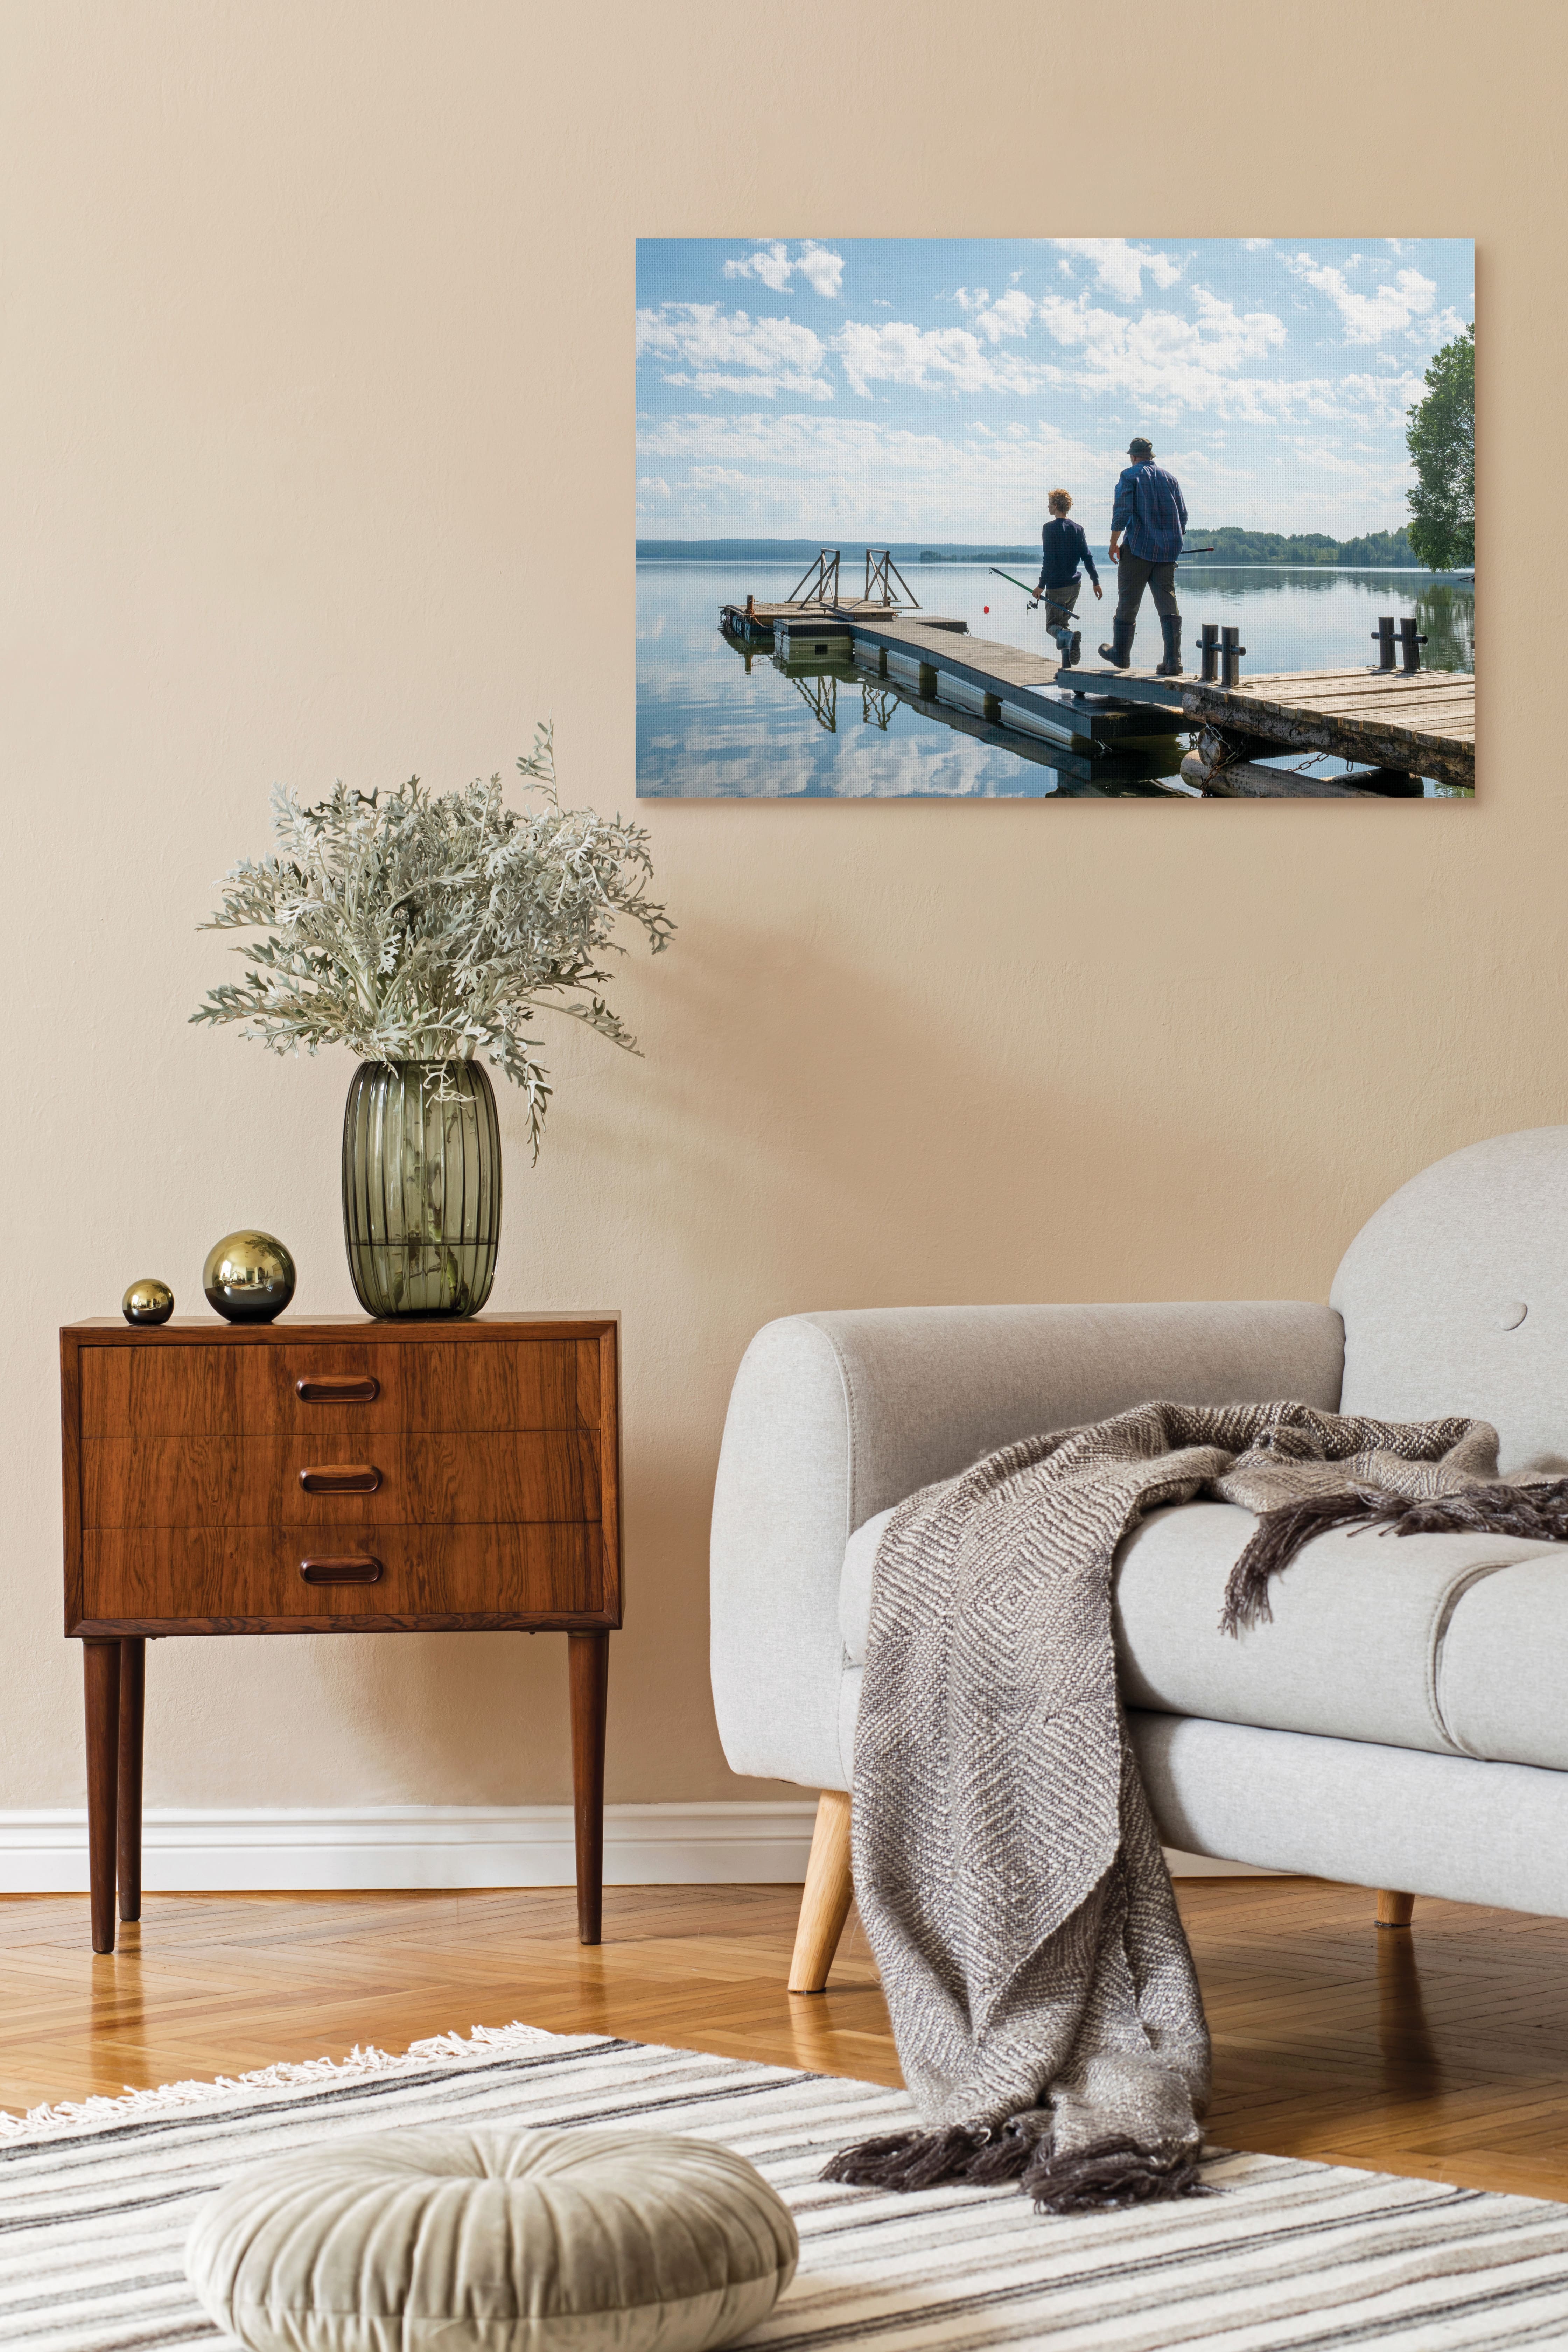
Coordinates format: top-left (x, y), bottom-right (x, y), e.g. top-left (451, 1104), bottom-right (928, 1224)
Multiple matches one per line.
top-left (636, 238), bottom-right (1474, 799)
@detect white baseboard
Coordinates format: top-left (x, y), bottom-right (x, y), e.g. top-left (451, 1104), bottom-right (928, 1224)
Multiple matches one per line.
top-left (0, 1802), bottom-right (821, 1894)
top-left (0, 1804), bottom-right (1278, 1895)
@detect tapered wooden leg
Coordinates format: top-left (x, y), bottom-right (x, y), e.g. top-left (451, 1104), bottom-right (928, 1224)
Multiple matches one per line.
top-left (117, 1639), bottom-right (145, 1923)
top-left (1377, 1889), bottom-right (1416, 1928)
top-left (568, 1631), bottom-right (609, 1945)
top-left (83, 1640), bottom-right (121, 1954)
top-left (789, 1790), bottom-right (853, 1994)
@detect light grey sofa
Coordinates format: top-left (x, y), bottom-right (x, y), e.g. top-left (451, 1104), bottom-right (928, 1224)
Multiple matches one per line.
top-left (710, 1126), bottom-right (1568, 1991)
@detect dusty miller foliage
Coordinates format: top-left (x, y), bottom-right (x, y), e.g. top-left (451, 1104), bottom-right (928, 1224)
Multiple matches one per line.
top-left (192, 726), bottom-right (674, 1156)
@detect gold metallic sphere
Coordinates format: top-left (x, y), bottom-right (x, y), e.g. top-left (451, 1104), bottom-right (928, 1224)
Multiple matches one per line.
top-left (122, 1277), bottom-right (175, 1327)
top-left (202, 1230), bottom-right (297, 1324)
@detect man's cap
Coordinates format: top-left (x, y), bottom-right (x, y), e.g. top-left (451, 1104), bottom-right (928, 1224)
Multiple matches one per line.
top-left (1127, 435), bottom-right (1154, 458)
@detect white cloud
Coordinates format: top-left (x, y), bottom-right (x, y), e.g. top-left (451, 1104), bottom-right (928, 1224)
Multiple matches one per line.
top-left (637, 406), bottom-right (1411, 538)
top-left (1034, 287), bottom-right (1298, 418)
top-left (1049, 239), bottom-right (1184, 301)
top-left (834, 317), bottom-right (1053, 398)
top-left (1283, 253), bottom-right (1438, 343)
top-left (1244, 238), bottom-right (1272, 253)
top-left (688, 465), bottom-right (750, 488)
top-left (953, 285), bottom-right (1034, 342)
top-left (636, 303), bottom-right (833, 400)
top-left (723, 239), bottom-right (844, 298)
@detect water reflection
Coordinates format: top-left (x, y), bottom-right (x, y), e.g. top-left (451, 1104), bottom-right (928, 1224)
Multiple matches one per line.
top-left (1415, 584), bottom-right (1474, 674)
top-left (639, 561), bottom-right (1474, 800)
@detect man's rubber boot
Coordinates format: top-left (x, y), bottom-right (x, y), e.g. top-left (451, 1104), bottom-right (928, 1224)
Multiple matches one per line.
top-left (1098, 620), bottom-right (1135, 668)
top-left (1070, 630), bottom-right (1082, 665)
top-left (1156, 615), bottom-right (1183, 677)
top-left (1052, 624), bottom-right (1077, 669)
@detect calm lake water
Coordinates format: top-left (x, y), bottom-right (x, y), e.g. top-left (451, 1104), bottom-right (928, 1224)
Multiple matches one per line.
top-left (635, 560), bottom-right (1475, 801)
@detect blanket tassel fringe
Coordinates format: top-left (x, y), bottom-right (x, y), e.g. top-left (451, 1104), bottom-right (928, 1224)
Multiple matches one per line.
top-left (1221, 1475), bottom-right (1568, 1638)
top-left (823, 2126), bottom-right (1212, 2214)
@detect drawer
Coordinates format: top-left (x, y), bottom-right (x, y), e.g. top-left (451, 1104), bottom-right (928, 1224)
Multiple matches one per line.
top-left (83, 1523), bottom-right (604, 1623)
top-left (82, 1432), bottom-right (600, 1528)
top-left (79, 1338), bottom-right (602, 1438)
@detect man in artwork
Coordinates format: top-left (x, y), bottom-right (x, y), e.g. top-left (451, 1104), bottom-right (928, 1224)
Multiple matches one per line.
top-left (1031, 489), bottom-right (1102, 671)
top-left (1101, 435), bottom-right (1188, 675)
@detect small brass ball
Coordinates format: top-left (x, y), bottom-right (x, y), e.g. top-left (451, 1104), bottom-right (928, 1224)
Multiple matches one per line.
top-left (122, 1277), bottom-right (175, 1327)
top-left (203, 1230), bottom-right (297, 1324)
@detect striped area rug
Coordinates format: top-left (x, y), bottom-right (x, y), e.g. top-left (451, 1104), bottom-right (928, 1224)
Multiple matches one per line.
top-left (4, 2023), bottom-right (1568, 2349)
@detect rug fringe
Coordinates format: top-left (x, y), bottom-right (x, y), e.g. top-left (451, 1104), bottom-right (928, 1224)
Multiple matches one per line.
top-left (0, 2019), bottom-right (586, 2143)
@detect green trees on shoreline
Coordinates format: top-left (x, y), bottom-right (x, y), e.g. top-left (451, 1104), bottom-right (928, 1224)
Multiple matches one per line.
top-left (1406, 323), bottom-right (1475, 571)
top-left (1185, 527), bottom-right (1423, 567)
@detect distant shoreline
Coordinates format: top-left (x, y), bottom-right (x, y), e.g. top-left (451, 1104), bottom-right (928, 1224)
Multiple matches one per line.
top-left (636, 541), bottom-right (1473, 579)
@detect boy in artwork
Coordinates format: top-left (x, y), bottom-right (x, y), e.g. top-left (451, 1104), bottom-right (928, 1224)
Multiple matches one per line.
top-left (1031, 489), bottom-right (1102, 670)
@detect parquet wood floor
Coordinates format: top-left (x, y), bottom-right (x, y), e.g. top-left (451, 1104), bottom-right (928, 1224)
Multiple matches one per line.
top-left (3, 1879), bottom-right (1567, 2204)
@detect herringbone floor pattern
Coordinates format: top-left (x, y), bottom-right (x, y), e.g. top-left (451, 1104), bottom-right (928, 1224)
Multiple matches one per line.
top-left (1, 1879), bottom-right (1564, 2200)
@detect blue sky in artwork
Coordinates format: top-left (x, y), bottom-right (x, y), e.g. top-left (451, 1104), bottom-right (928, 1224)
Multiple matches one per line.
top-left (636, 237), bottom-right (1474, 542)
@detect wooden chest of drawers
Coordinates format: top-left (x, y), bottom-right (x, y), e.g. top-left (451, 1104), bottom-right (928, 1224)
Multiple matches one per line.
top-left (61, 1315), bottom-right (621, 1953)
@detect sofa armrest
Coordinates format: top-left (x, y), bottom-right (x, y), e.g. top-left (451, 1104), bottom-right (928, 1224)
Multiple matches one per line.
top-left (709, 1301), bottom-right (1344, 1791)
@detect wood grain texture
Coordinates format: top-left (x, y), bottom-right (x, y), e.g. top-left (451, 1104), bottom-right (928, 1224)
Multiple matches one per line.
top-left (81, 1522), bottom-right (605, 1625)
top-left (596, 1329), bottom-right (622, 1622)
top-left (60, 1318), bottom-right (624, 1950)
top-left (81, 1644), bottom-right (119, 1955)
top-left (569, 1631), bottom-right (609, 1945)
top-left (789, 1790), bottom-right (854, 1994)
top-left (5, 1878), bottom-right (1568, 2204)
top-left (79, 1336), bottom-right (600, 1438)
top-left (81, 1432), bottom-right (602, 1528)
top-left (115, 1641), bottom-right (144, 1925)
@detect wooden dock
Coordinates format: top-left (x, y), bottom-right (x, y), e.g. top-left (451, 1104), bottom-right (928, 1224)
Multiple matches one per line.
top-left (721, 599), bottom-right (931, 646)
top-left (838, 614), bottom-right (1195, 752)
top-left (868, 671), bottom-right (1196, 793)
top-left (1060, 661), bottom-right (1474, 791)
top-left (719, 579), bottom-right (1473, 794)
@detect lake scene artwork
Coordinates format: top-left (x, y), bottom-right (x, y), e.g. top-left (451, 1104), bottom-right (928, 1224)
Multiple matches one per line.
top-left (636, 238), bottom-right (1475, 800)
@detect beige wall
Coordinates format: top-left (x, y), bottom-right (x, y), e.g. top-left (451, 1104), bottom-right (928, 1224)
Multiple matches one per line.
top-left (0, 2), bottom-right (1551, 1815)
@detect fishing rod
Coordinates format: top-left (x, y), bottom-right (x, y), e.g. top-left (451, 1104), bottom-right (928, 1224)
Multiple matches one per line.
top-left (989, 557), bottom-right (1217, 610)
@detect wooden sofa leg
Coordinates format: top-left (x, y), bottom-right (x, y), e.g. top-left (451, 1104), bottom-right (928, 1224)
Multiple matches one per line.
top-left (1377, 1889), bottom-right (1415, 1928)
top-left (789, 1791), bottom-right (853, 1994)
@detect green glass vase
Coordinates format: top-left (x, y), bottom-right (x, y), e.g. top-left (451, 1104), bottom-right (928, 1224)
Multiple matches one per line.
top-left (341, 1060), bottom-right (502, 1319)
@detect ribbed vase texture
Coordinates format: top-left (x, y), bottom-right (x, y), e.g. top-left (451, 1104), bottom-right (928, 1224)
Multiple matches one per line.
top-left (341, 1060), bottom-right (502, 1318)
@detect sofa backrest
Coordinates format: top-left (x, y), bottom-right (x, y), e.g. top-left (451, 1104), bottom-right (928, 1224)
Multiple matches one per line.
top-left (1332, 1126), bottom-right (1568, 1478)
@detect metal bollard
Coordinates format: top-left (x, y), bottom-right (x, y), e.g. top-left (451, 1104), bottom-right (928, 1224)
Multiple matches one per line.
top-left (1197, 621), bottom-right (1220, 683)
top-left (1219, 625), bottom-right (1247, 688)
top-left (1371, 616), bottom-right (1396, 670)
top-left (1397, 617), bottom-right (1428, 674)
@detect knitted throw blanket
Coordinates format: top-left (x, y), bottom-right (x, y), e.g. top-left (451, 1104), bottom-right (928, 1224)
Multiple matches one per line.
top-left (827, 1399), bottom-right (1527, 2217)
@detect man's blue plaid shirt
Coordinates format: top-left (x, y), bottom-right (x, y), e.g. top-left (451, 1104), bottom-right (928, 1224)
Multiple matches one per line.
top-left (1111, 461), bottom-right (1188, 563)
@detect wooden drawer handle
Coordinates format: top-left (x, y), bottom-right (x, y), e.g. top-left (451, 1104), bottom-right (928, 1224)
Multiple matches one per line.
top-left (300, 1556), bottom-right (383, 1585)
top-left (295, 1376), bottom-right (380, 1404)
top-left (298, 1464), bottom-right (382, 1494)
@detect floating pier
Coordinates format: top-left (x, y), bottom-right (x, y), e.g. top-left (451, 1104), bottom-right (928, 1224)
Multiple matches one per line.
top-left (1061, 658), bottom-right (1475, 793)
top-left (838, 614), bottom-right (1193, 768)
top-left (718, 556), bottom-right (1474, 795)
top-left (721, 599), bottom-right (930, 648)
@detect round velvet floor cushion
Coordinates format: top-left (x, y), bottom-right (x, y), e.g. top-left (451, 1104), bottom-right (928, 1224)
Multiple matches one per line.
top-left (186, 2125), bottom-right (799, 2352)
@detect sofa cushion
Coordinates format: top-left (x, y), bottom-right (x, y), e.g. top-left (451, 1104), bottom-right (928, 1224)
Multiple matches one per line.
top-left (837, 1498), bottom-right (1567, 1763)
top-left (1438, 1556), bottom-right (1568, 1770)
top-left (1114, 1503), bottom-right (1563, 1756)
